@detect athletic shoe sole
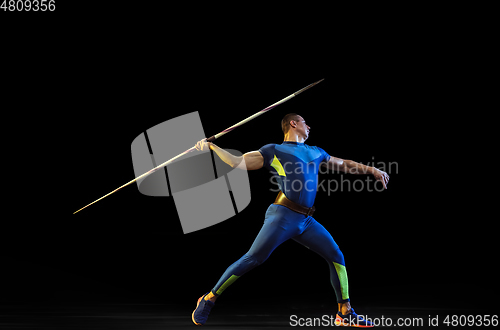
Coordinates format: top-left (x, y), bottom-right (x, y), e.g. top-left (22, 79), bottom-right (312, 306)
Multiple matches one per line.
top-left (192, 296), bottom-right (204, 326)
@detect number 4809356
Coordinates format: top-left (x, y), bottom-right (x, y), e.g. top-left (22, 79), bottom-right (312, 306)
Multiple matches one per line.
top-left (1, 0), bottom-right (56, 11)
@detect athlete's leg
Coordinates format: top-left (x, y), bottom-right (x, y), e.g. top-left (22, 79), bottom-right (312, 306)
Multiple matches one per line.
top-left (293, 218), bottom-right (374, 326)
top-left (211, 204), bottom-right (304, 297)
top-left (292, 218), bottom-right (350, 304)
top-left (193, 205), bottom-right (304, 326)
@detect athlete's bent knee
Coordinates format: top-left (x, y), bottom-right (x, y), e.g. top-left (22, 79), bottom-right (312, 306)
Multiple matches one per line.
top-left (330, 248), bottom-right (345, 265)
top-left (242, 253), bottom-right (265, 268)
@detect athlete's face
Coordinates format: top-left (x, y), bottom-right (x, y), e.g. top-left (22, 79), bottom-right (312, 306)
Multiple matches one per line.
top-left (292, 116), bottom-right (310, 140)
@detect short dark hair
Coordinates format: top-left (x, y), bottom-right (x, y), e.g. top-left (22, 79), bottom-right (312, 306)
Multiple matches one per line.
top-left (281, 113), bottom-right (301, 134)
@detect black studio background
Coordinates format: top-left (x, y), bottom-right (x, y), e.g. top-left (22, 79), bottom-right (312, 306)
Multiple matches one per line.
top-left (1, 2), bottom-right (497, 327)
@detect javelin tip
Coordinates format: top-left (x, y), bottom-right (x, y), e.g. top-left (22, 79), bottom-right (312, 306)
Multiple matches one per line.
top-left (293, 78), bottom-right (325, 96)
top-left (311, 78), bottom-right (325, 87)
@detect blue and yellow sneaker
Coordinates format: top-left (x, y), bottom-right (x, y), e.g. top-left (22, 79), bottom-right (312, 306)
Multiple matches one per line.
top-left (335, 308), bottom-right (374, 327)
top-left (192, 293), bottom-right (215, 326)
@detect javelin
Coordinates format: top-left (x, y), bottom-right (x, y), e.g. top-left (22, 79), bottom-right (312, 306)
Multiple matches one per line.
top-left (73, 78), bottom-right (324, 214)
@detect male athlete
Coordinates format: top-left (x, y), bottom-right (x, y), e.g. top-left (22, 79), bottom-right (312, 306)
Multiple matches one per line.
top-left (192, 113), bottom-right (389, 327)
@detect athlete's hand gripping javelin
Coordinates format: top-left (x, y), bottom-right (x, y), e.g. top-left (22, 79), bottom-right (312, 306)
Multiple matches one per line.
top-left (194, 139), bottom-right (212, 152)
top-left (195, 139), bottom-right (264, 171)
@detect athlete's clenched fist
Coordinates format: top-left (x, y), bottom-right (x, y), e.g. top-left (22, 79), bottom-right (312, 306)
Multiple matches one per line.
top-left (195, 139), bottom-right (212, 151)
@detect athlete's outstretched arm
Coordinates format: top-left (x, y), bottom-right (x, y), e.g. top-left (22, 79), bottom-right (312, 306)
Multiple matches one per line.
top-left (195, 139), bottom-right (264, 170)
top-left (324, 156), bottom-right (390, 189)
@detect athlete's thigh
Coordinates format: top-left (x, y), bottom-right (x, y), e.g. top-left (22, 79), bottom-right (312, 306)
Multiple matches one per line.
top-left (247, 205), bottom-right (300, 262)
top-left (292, 218), bottom-right (343, 263)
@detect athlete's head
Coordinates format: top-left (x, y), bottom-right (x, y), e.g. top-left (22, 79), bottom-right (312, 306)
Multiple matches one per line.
top-left (281, 113), bottom-right (310, 141)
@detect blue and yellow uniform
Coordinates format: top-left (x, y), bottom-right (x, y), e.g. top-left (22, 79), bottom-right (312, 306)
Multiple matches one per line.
top-left (261, 141), bottom-right (330, 208)
top-left (211, 141), bottom-right (349, 303)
